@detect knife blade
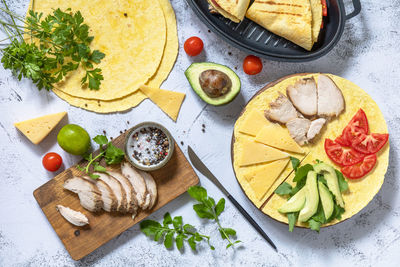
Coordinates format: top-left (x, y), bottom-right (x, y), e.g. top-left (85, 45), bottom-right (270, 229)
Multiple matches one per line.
top-left (188, 146), bottom-right (277, 251)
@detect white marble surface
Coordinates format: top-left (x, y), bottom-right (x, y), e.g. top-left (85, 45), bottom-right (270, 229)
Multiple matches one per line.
top-left (1, 0), bottom-right (400, 266)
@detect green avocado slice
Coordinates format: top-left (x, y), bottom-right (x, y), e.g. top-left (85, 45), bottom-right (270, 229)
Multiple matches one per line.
top-left (185, 62), bottom-right (240, 106)
top-left (298, 171), bottom-right (319, 222)
top-left (278, 187), bottom-right (306, 213)
top-left (314, 163), bottom-right (345, 208)
top-left (318, 181), bottom-right (334, 220)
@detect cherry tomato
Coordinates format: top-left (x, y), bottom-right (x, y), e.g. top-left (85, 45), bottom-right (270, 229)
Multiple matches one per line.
top-left (352, 133), bottom-right (389, 154)
top-left (243, 55), bottom-right (263, 75)
top-left (341, 154), bottom-right (376, 179)
top-left (42, 152), bottom-right (63, 172)
top-left (184, 36), bottom-right (204, 56)
top-left (324, 139), bottom-right (365, 166)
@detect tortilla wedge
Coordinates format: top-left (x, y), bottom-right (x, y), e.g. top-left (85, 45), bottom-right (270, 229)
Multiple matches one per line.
top-left (310, 0), bottom-right (323, 43)
top-left (208, 0), bottom-right (251, 23)
top-left (246, 0), bottom-right (313, 51)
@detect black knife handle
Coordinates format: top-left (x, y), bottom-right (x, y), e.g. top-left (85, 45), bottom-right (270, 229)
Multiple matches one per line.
top-left (227, 195), bottom-right (277, 251)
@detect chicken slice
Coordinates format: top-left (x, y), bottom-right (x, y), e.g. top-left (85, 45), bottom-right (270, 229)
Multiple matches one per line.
top-left (265, 92), bottom-right (298, 124)
top-left (121, 162), bottom-right (147, 208)
top-left (108, 171), bottom-right (138, 215)
top-left (95, 172), bottom-right (127, 213)
top-left (286, 118), bottom-right (311, 146)
top-left (307, 118), bottom-right (326, 141)
top-left (63, 177), bottom-right (103, 212)
top-left (317, 75), bottom-right (345, 117)
top-left (138, 170), bottom-right (158, 210)
top-left (287, 78), bottom-right (318, 117)
top-left (81, 176), bottom-right (118, 212)
top-left (56, 205), bottom-right (89, 226)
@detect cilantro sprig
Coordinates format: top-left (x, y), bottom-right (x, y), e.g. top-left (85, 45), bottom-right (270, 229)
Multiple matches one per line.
top-left (0, 4), bottom-right (105, 90)
top-left (188, 186), bottom-right (241, 249)
top-left (140, 212), bottom-right (214, 251)
top-left (77, 135), bottom-right (124, 179)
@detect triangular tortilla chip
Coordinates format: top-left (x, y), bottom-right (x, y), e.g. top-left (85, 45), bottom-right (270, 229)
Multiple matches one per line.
top-left (246, 0), bottom-right (313, 50)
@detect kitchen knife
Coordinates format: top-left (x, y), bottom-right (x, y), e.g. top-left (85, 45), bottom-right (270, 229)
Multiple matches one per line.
top-left (188, 146), bottom-right (277, 251)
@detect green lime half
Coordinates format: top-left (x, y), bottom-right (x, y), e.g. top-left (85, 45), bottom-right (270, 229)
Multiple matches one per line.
top-left (57, 124), bottom-right (91, 155)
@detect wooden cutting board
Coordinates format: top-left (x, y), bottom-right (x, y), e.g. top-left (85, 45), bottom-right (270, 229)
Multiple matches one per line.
top-left (33, 129), bottom-right (199, 260)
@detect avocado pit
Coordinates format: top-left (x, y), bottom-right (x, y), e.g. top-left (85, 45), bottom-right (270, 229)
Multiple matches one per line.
top-left (199, 69), bottom-right (232, 98)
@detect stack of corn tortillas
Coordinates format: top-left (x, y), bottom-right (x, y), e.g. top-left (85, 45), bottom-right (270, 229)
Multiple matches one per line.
top-left (29, 0), bottom-right (181, 117)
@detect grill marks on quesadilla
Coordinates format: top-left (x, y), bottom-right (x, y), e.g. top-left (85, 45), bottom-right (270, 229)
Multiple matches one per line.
top-left (254, 1), bottom-right (304, 8)
top-left (256, 10), bottom-right (303, 17)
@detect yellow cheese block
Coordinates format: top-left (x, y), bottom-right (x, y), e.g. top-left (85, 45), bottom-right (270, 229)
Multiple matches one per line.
top-left (14, 112), bottom-right (67, 144)
top-left (239, 139), bottom-right (289, 166)
top-left (244, 158), bottom-right (290, 200)
top-left (140, 85), bottom-right (185, 121)
top-left (237, 110), bottom-right (269, 136)
top-left (255, 123), bottom-right (304, 154)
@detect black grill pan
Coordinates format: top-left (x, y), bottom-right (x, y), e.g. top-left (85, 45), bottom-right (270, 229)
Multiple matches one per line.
top-left (186, 0), bottom-right (361, 62)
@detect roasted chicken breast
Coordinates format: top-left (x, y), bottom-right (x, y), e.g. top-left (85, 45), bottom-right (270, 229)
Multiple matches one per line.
top-left (287, 78), bottom-right (318, 117)
top-left (265, 92), bottom-right (298, 124)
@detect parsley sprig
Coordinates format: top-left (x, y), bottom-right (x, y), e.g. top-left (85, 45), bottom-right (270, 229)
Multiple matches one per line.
top-left (77, 135), bottom-right (124, 179)
top-left (188, 186), bottom-right (241, 249)
top-left (0, 3), bottom-right (105, 90)
top-left (140, 212), bottom-right (214, 251)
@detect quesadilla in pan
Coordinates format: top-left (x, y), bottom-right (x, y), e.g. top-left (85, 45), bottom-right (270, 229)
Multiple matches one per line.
top-left (246, 0), bottom-right (313, 50)
top-left (207, 0), bottom-right (251, 23)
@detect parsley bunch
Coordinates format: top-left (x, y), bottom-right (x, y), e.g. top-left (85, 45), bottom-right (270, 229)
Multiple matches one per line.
top-left (140, 212), bottom-right (214, 251)
top-left (77, 135), bottom-right (125, 179)
top-left (0, 2), bottom-right (105, 90)
top-left (275, 157), bottom-right (348, 232)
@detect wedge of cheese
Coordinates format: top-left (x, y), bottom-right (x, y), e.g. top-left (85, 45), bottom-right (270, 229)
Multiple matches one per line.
top-left (244, 158), bottom-right (290, 200)
top-left (140, 85), bottom-right (185, 121)
top-left (255, 124), bottom-right (304, 154)
top-left (237, 110), bottom-right (269, 136)
top-left (239, 139), bottom-right (289, 166)
top-left (14, 111), bottom-right (67, 144)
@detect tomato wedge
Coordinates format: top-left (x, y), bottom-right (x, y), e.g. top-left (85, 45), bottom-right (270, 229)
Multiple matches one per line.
top-left (335, 132), bottom-right (351, 147)
top-left (343, 109), bottom-right (370, 143)
top-left (324, 139), bottom-right (365, 166)
top-left (341, 154), bottom-right (377, 179)
top-left (352, 133), bottom-right (389, 154)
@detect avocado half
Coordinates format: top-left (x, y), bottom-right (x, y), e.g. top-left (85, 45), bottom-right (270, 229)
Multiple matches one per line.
top-left (185, 62), bottom-right (241, 106)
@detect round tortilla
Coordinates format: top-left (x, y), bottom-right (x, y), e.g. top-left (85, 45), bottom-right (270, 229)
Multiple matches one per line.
top-left (232, 74), bottom-right (389, 227)
top-left (30, 0), bottom-right (166, 100)
top-left (52, 0), bottom-right (178, 113)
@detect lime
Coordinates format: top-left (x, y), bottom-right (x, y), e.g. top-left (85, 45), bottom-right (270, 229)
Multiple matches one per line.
top-left (57, 124), bottom-right (91, 155)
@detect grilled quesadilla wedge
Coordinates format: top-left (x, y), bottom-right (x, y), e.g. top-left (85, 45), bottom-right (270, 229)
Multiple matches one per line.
top-left (310, 0), bottom-right (323, 43)
top-left (246, 0), bottom-right (313, 51)
top-left (208, 0), bottom-right (251, 23)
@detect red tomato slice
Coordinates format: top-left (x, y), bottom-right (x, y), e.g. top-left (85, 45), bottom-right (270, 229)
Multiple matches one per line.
top-left (352, 133), bottom-right (389, 154)
top-left (335, 131), bottom-right (351, 147)
top-left (345, 109), bottom-right (369, 143)
top-left (324, 139), bottom-right (365, 166)
top-left (341, 154), bottom-right (377, 179)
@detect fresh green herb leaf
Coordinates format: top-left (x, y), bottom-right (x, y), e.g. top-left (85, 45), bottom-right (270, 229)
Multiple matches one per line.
top-left (214, 198), bottom-right (225, 216)
top-left (175, 234), bottom-right (184, 250)
top-left (308, 219), bottom-right (321, 232)
top-left (187, 186), bottom-right (207, 201)
top-left (93, 135), bottom-right (108, 145)
top-left (274, 182), bottom-right (293, 195)
top-left (287, 212), bottom-right (298, 232)
top-left (293, 164), bottom-right (313, 182)
top-left (164, 231), bottom-right (174, 249)
top-left (336, 169), bottom-right (349, 192)
top-left (290, 156), bottom-right (300, 171)
top-left (188, 236), bottom-right (196, 250)
top-left (104, 143), bottom-right (125, 165)
top-left (172, 216), bottom-right (183, 230)
top-left (93, 163), bottom-right (107, 173)
top-left (163, 212), bottom-right (172, 226)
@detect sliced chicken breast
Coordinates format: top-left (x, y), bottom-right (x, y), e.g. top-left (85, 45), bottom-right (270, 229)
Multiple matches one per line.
top-left (63, 177), bottom-right (103, 212)
top-left (121, 162), bottom-right (147, 208)
top-left (95, 172), bottom-right (127, 213)
top-left (56, 205), bottom-right (89, 226)
top-left (317, 75), bottom-right (345, 117)
top-left (265, 92), bottom-right (298, 124)
top-left (307, 118), bottom-right (326, 141)
top-left (82, 176), bottom-right (118, 212)
top-left (286, 118), bottom-right (311, 146)
top-left (108, 171), bottom-right (138, 214)
top-left (138, 170), bottom-right (157, 209)
top-left (287, 78), bottom-right (318, 117)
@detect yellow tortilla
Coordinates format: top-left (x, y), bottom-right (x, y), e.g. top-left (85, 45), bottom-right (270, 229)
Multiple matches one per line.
top-left (208, 0), bottom-right (251, 22)
top-left (310, 0), bottom-right (323, 43)
top-left (30, 0), bottom-right (166, 100)
top-left (246, 0), bottom-right (313, 51)
top-left (52, 0), bottom-right (178, 113)
top-left (233, 74), bottom-right (390, 227)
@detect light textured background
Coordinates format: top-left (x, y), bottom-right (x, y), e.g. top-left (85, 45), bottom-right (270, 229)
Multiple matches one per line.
top-left (0, 0), bottom-right (399, 266)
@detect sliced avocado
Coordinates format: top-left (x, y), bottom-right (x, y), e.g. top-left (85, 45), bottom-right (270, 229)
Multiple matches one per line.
top-left (278, 187), bottom-right (306, 213)
top-left (314, 163), bottom-right (345, 208)
top-left (185, 62), bottom-right (240, 106)
top-left (318, 181), bottom-right (334, 220)
top-left (298, 171), bottom-right (319, 222)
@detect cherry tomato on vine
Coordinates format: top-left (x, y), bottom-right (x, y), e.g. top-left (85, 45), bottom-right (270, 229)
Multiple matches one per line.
top-left (42, 152), bottom-right (63, 172)
top-left (184, 36), bottom-right (204, 56)
top-left (243, 55), bottom-right (262, 75)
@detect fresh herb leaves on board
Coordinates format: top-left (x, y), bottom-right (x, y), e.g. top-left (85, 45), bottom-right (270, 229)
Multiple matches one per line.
top-left (77, 135), bottom-right (124, 179)
top-left (0, 2), bottom-right (105, 90)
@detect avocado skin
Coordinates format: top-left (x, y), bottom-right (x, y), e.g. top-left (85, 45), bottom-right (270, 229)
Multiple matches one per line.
top-left (318, 181), bottom-right (334, 220)
top-left (185, 62), bottom-right (241, 106)
top-left (314, 163), bottom-right (345, 208)
top-left (298, 171), bottom-right (319, 222)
